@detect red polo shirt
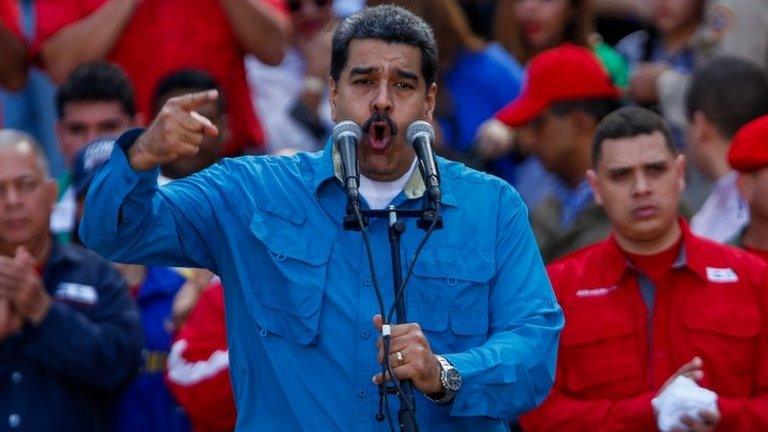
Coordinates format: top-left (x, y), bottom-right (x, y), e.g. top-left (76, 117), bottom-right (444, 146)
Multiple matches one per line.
top-left (521, 220), bottom-right (768, 431)
top-left (36, 0), bottom-right (285, 155)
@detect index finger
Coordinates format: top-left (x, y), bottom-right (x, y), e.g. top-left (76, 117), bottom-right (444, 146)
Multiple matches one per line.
top-left (171, 89), bottom-right (219, 112)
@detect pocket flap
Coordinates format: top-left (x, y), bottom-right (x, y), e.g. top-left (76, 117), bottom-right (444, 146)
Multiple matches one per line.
top-left (685, 308), bottom-right (760, 338)
top-left (250, 212), bottom-right (332, 266)
top-left (411, 246), bottom-right (494, 283)
top-left (561, 309), bottom-right (638, 346)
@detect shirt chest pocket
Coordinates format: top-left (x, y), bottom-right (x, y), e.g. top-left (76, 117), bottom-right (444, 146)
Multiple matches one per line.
top-left (247, 203), bottom-right (333, 345)
top-left (560, 303), bottom-right (645, 397)
top-left (406, 246), bottom-right (494, 353)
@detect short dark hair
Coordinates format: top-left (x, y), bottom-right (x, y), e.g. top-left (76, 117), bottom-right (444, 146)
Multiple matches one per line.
top-left (56, 61), bottom-right (136, 119)
top-left (152, 69), bottom-right (226, 115)
top-left (592, 106), bottom-right (676, 167)
top-left (686, 56), bottom-right (768, 139)
top-left (330, 5), bottom-right (438, 90)
top-left (549, 97), bottom-right (623, 123)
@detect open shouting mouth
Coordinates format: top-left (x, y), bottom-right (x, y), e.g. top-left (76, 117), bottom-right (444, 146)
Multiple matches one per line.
top-left (363, 112), bottom-right (398, 152)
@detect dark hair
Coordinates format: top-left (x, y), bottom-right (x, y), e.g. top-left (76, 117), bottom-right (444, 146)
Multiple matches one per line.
top-left (592, 106), bottom-right (676, 167)
top-left (56, 61), bottom-right (136, 119)
top-left (152, 69), bottom-right (226, 115)
top-left (686, 56), bottom-right (768, 139)
top-left (549, 98), bottom-right (623, 123)
top-left (330, 5), bottom-right (438, 90)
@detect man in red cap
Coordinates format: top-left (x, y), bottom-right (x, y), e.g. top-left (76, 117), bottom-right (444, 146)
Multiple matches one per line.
top-left (521, 106), bottom-right (768, 432)
top-left (728, 114), bottom-right (768, 261)
top-left (491, 44), bottom-right (622, 262)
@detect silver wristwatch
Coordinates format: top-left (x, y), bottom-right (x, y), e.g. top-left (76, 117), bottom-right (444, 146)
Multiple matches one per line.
top-left (426, 355), bottom-right (462, 404)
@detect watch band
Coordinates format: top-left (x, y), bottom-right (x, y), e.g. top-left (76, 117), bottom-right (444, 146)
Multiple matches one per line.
top-left (426, 355), bottom-right (459, 405)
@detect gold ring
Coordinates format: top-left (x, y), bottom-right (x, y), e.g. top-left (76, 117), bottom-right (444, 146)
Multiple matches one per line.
top-left (396, 351), bottom-right (404, 366)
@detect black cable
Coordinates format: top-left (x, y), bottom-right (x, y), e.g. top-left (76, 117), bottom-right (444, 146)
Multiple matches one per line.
top-left (352, 203), bottom-right (397, 432)
top-left (387, 202), bottom-right (440, 325)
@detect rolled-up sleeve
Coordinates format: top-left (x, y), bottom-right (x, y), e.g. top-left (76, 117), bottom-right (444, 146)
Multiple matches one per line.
top-left (444, 186), bottom-right (563, 420)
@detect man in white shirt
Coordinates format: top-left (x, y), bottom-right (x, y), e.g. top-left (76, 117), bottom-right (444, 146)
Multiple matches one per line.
top-left (686, 56), bottom-right (768, 242)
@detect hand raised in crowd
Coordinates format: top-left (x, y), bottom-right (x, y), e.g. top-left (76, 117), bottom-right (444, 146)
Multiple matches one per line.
top-left (129, 90), bottom-right (220, 171)
top-left (371, 314), bottom-right (442, 395)
top-left (0, 247), bottom-right (51, 326)
top-left (658, 357), bottom-right (721, 432)
top-left (296, 20), bottom-right (335, 81)
top-left (628, 62), bottom-right (668, 105)
top-left (474, 118), bottom-right (516, 161)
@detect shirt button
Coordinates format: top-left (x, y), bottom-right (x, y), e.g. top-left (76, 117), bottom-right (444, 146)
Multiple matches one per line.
top-left (8, 414), bottom-right (20, 428)
top-left (10, 372), bottom-right (22, 385)
top-left (259, 328), bottom-right (268, 337)
top-left (363, 278), bottom-right (372, 287)
top-left (358, 389), bottom-right (367, 399)
top-left (360, 330), bottom-right (370, 339)
top-left (446, 277), bottom-right (458, 286)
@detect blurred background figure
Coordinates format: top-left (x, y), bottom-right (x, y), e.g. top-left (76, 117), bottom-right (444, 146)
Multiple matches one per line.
top-left (494, 0), bottom-right (628, 86)
top-left (247, 0), bottom-right (337, 154)
top-left (495, 44), bottom-right (622, 262)
top-left (685, 56), bottom-right (768, 242)
top-left (50, 62), bottom-right (140, 244)
top-left (0, 129), bottom-right (143, 431)
top-left (617, 0), bottom-right (704, 110)
top-left (727, 114), bottom-right (768, 261)
top-left (36, 0), bottom-right (289, 156)
top-left (0, 0), bottom-right (64, 178)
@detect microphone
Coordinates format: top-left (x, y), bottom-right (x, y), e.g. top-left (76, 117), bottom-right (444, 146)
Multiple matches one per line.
top-left (407, 120), bottom-right (440, 203)
top-left (332, 121), bottom-right (363, 205)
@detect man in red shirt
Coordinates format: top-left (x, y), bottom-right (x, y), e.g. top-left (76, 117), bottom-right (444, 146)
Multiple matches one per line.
top-left (728, 114), bottom-right (768, 262)
top-left (521, 106), bottom-right (768, 431)
top-left (35, 0), bottom-right (288, 155)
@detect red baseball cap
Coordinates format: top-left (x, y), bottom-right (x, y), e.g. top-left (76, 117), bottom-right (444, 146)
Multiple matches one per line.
top-left (495, 44), bottom-right (620, 127)
top-left (728, 114), bottom-right (768, 172)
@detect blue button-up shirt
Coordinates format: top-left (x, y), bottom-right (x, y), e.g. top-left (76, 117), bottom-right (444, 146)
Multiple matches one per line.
top-left (81, 130), bottom-right (563, 431)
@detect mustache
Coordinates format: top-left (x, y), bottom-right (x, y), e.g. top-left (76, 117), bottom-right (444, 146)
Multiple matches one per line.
top-left (361, 112), bottom-right (398, 136)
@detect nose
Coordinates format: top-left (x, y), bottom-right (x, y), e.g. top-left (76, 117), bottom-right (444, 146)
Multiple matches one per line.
top-left (632, 172), bottom-right (652, 196)
top-left (371, 82), bottom-right (393, 114)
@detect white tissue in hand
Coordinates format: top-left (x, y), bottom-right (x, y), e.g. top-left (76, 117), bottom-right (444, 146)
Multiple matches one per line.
top-left (652, 376), bottom-right (717, 432)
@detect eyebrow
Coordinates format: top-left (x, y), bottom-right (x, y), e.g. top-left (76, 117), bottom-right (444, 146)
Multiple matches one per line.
top-left (395, 69), bottom-right (418, 81)
top-left (349, 66), bottom-right (376, 77)
top-left (605, 159), bottom-right (669, 174)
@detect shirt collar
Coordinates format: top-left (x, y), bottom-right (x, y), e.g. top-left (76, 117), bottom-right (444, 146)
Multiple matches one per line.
top-left (600, 218), bottom-right (708, 284)
top-left (310, 138), bottom-right (457, 207)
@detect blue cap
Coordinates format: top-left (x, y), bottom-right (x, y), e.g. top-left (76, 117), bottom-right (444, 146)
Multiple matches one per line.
top-left (72, 138), bottom-right (115, 198)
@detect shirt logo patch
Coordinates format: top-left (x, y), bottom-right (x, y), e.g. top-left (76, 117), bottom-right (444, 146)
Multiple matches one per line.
top-left (55, 282), bottom-right (99, 305)
top-left (706, 267), bottom-right (738, 283)
top-left (576, 285), bottom-right (617, 298)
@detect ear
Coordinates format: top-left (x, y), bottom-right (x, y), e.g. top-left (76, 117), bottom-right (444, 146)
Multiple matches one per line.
top-left (675, 154), bottom-right (687, 192)
top-left (736, 172), bottom-right (755, 202)
top-left (328, 77), bottom-right (339, 122)
top-left (424, 82), bottom-right (437, 121)
top-left (586, 168), bottom-right (603, 205)
top-left (691, 111), bottom-right (711, 147)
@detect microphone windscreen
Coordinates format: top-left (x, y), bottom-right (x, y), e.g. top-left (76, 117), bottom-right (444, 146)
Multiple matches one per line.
top-left (406, 120), bottom-right (435, 145)
top-left (332, 120), bottom-right (362, 142)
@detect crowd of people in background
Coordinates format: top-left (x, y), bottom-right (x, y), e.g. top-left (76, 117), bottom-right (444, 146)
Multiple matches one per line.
top-left (1, 0), bottom-right (768, 430)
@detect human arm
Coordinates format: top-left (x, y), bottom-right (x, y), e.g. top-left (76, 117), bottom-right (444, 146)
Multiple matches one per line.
top-left (0, 14), bottom-right (26, 90)
top-left (37, 0), bottom-right (140, 83)
top-left (79, 91), bottom-right (222, 269)
top-left (219, 0), bottom-right (288, 66)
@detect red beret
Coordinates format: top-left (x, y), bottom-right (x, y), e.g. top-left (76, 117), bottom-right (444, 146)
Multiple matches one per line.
top-left (728, 114), bottom-right (768, 172)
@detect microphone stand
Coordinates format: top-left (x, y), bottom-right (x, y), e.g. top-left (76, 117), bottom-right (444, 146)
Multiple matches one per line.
top-left (344, 199), bottom-right (442, 432)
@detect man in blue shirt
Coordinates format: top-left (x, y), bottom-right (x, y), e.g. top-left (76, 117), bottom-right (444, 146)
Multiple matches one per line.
top-left (0, 129), bottom-right (143, 431)
top-left (80, 5), bottom-right (563, 431)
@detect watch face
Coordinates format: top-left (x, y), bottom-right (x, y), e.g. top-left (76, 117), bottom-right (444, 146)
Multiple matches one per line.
top-left (444, 368), bottom-right (462, 392)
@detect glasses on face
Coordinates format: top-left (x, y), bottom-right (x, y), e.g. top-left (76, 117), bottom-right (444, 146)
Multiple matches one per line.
top-left (286, 0), bottom-right (331, 13)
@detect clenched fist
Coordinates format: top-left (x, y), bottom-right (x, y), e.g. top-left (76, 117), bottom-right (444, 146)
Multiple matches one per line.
top-left (129, 90), bottom-right (220, 171)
